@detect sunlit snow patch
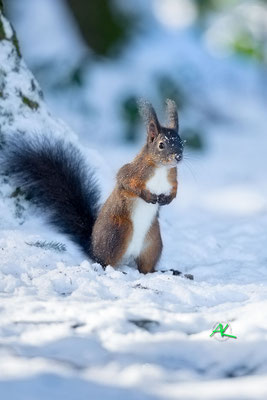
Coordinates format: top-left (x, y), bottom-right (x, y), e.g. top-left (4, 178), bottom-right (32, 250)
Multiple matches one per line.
top-left (202, 186), bottom-right (266, 216)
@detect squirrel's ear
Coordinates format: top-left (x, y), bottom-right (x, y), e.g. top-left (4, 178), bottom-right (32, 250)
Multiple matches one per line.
top-left (147, 120), bottom-right (159, 142)
top-left (166, 99), bottom-right (179, 132)
top-left (137, 99), bottom-right (160, 143)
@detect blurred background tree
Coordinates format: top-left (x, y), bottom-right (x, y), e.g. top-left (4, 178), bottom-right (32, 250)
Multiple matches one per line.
top-left (5, 0), bottom-right (267, 149)
top-left (65, 0), bottom-right (136, 57)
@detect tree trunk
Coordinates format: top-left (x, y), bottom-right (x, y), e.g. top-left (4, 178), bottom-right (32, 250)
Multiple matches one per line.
top-left (0, 4), bottom-right (75, 150)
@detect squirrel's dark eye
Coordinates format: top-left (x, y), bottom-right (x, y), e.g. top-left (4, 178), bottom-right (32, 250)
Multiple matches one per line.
top-left (159, 142), bottom-right (165, 149)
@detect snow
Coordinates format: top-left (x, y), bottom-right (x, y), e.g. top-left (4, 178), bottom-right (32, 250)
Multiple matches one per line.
top-left (6, 0), bottom-right (86, 66)
top-left (1, 2), bottom-right (267, 400)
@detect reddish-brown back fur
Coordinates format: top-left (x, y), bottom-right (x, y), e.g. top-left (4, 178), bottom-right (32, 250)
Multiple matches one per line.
top-left (91, 145), bottom-right (177, 272)
top-left (92, 146), bottom-right (155, 267)
top-left (92, 100), bottom-right (181, 273)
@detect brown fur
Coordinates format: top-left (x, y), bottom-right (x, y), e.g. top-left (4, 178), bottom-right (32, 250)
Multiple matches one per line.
top-left (92, 146), bottom-right (158, 268)
top-left (91, 145), bottom-right (177, 271)
top-left (91, 100), bottom-right (182, 273)
top-left (92, 188), bottom-right (133, 266)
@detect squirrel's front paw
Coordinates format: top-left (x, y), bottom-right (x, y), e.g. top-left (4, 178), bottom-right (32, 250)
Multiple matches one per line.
top-left (157, 194), bottom-right (172, 206)
top-left (148, 193), bottom-right (158, 204)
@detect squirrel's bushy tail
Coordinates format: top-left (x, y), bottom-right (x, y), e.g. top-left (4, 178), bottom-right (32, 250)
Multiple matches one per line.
top-left (2, 135), bottom-right (100, 256)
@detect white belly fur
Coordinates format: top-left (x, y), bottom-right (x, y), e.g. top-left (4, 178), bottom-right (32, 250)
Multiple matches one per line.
top-left (125, 166), bottom-right (172, 259)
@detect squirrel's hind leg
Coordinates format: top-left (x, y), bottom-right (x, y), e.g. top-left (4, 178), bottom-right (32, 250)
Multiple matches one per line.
top-left (92, 217), bottom-right (133, 268)
top-left (136, 218), bottom-right (163, 274)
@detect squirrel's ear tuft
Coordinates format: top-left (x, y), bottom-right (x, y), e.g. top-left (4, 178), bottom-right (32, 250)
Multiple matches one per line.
top-left (138, 99), bottom-right (160, 142)
top-left (166, 99), bottom-right (179, 132)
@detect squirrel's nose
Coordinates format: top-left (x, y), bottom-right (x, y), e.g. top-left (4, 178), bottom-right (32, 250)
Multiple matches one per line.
top-left (175, 154), bottom-right (183, 162)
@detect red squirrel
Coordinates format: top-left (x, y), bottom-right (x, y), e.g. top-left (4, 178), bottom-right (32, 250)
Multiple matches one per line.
top-left (2, 99), bottom-right (183, 273)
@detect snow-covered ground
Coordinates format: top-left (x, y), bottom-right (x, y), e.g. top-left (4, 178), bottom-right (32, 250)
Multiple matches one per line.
top-left (1, 1), bottom-right (267, 399)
